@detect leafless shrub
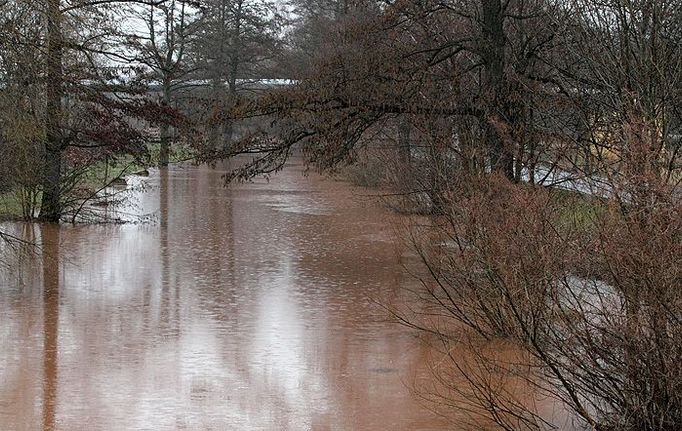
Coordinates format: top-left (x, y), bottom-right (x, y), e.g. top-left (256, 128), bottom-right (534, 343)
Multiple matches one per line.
top-left (398, 153), bottom-right (682, 430)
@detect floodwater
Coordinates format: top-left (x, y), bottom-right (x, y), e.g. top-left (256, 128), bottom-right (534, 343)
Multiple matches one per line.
top-left (0, 161), bottom-right (450, 430)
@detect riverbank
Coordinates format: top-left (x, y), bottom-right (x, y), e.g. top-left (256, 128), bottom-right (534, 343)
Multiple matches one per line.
top-left (0, 142), bottom-right (195, 222)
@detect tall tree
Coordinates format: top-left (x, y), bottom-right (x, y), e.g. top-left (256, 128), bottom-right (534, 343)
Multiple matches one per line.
top-left (194, 0), bottom-right (282, 149)
top-left (41, 0), bottom-right (65, 221)
top-left (285, 0), bottom-right (352, 74)
top-left (2, 0), bottom-right (185, 222)
top-left (128, 0), bottom-right (200, 167)
top-left (211, 0), bottom-right (562, 186)
top-left (0, 1), bottom-right (45, 218)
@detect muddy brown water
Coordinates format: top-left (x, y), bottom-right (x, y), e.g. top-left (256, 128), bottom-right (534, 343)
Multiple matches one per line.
top-left (0, 161), bottom-right (456, 430)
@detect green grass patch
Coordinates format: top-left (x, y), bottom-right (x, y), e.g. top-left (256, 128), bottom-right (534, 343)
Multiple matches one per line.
top-left (74, 142), bottom-right (197, 190)
top-left (77, 156), bottom-right (145, 188)
top-left (146, 141), bottom-right (196, 164)
top-left (0, 192), bottom-right (26, 220)
top-left (552, 188), bottom-right (606, 233)
top-left (0, 142), bottom-right (198, 221)
top-left (0, 187), bottom-right (40, 221)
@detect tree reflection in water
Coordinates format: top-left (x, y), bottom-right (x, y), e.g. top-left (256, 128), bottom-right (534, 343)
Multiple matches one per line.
top-left (41, 224), bottom-right (59, 431)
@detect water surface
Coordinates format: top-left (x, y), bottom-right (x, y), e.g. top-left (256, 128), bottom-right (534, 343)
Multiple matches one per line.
top-left (0, 161), bottom-right (448, 430)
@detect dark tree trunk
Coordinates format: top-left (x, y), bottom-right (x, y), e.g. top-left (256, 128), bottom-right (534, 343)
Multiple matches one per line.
top-left (223, 72), bottom-right (236, 150)
top-left (39, 0), bottom-right (64, 222)
top-left (481, 0), bottom-right (514, 181)
top-left (159, 79), bottom-right (171, 167)
top-left (223, 0), bottom-right (242, 151)
top-left (209, 77), bottom-right (223, 150)
top-left (398, 117), bottom-right (411, 164)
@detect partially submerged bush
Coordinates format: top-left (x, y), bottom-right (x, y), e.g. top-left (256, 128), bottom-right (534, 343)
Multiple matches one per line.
top-left (403, 173), bottom-right (682, 430)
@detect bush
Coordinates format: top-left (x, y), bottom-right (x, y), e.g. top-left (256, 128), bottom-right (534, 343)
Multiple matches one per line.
top-left (401, 173), bottom-right (682, 431)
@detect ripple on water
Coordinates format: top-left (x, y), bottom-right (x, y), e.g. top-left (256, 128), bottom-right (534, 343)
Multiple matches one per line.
top-left (0, 161), bottom-right (449, 430)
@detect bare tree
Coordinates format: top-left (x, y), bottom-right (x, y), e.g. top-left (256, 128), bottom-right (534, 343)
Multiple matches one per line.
top-left (194, 0), bottom-right (282, 150)
top-left (0, 1), bottom-right (45, 218)
top-left (0, 0), bottom-right (188, 222)
top-left (128, 0), bottom-right (200, 166)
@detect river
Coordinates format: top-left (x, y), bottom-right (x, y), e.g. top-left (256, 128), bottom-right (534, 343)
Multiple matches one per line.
top-left (0, 160), bottom-right (451, 430)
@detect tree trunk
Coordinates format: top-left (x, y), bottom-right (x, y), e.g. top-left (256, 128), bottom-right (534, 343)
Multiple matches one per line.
top-left (208, 77), bottom-right (223, 150)
top-left (159, 79), bottom-right (171, 167)
top-left (481, 0), bottom-right (514, 181)
top-left (222, 74), bottom-right (236, 150)
top-left (398, 116), bottom-right (411, 164)
top-left (223, 1), bottom-right (242, 151)
top-left (39, 0), bottom-right (64, 222)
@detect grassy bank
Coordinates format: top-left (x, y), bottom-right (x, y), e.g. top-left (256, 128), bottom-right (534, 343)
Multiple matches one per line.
top-left (0, 142), bottom-right (196, 221)
top-left (553, 187), bottom-right (606, 233)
